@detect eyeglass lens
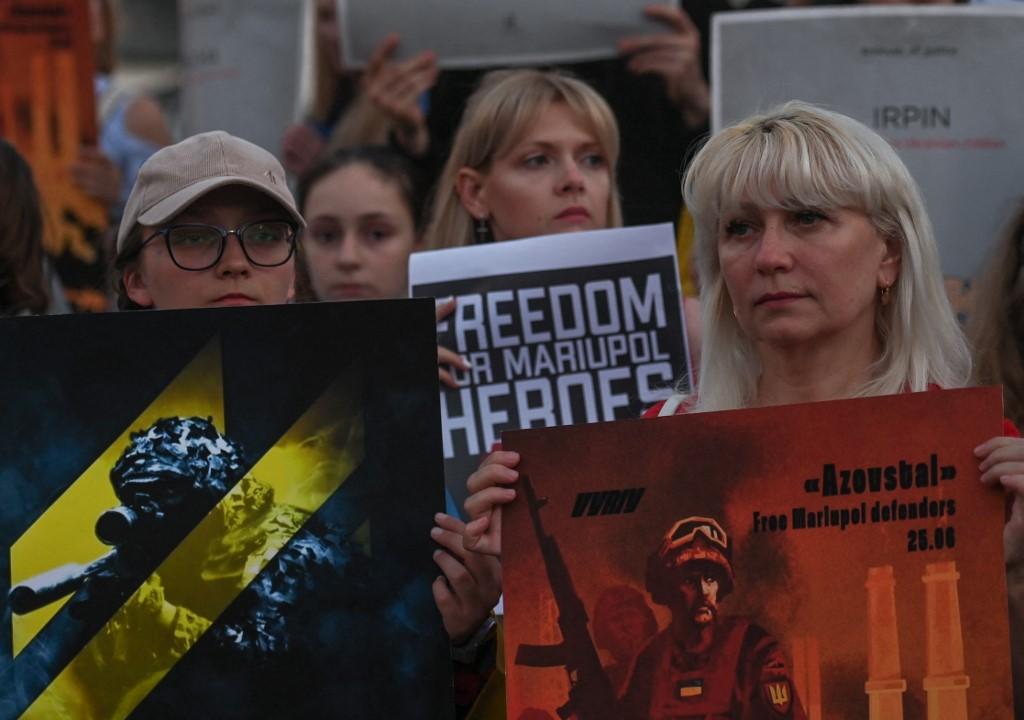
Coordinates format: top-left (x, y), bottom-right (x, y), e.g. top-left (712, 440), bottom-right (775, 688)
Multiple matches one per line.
top-left (166, 222), bottom-right (294, 269)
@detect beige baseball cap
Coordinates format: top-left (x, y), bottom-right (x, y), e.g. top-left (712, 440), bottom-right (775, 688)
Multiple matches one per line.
top-left (116, 130), bottom-right (304, 252)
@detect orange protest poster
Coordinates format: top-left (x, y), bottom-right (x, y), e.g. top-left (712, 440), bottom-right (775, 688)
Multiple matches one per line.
top-left (0, 0), bottom-right (108, 312)
top-left (502, 387), bottom-right (1013, 718)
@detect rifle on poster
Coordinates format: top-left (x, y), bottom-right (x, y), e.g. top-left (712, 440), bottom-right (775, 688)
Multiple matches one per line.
top-left (514, 475), bottom-right (621, 720)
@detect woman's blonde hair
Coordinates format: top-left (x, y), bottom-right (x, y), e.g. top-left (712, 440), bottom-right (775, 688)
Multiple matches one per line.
top-left (424, 69), bottom-right (622, 249)
top-left (683, 101), bottom-right (971, 411)
top-left (970, 202), bottom-right (1024, 426)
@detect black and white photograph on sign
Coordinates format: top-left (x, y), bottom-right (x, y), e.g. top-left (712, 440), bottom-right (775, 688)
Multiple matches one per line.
top-left (712, 6), bottom-right (1024, 281)
top-left (337, 0), bottom-right (674, 69)
top-left (180, 0), bottom-right (309, 156)
top-left (409, 225), bottom-right (690, 515)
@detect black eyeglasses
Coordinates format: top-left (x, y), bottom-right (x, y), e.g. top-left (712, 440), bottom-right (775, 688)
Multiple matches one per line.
top-left (141, 220), bottom-right (299, 271)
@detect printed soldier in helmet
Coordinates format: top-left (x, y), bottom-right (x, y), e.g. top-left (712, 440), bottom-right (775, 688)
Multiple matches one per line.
top-left (54, 416), bottom-right (368, 718)
top-left (620, 517), bottom-right (805, 719)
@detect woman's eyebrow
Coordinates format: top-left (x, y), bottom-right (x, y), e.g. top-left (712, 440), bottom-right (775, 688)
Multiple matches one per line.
top-left (511, 140), bottom-right (555, 152)
top-left (358, 211), bottom-right (397, 222)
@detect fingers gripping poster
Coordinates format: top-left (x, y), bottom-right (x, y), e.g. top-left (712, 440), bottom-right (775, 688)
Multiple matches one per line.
top-left (410, 225), bottom-right (691, 515)
top-left (0, 301), bottom-right (452, 719)
top-left (502, 387), bottom-right (1013, 719)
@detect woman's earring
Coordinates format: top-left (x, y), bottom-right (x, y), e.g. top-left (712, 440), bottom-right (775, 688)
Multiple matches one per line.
top-left (880, 284), bottom-right (892, 306)
top-left (475, 217), bottom-right (490, 243)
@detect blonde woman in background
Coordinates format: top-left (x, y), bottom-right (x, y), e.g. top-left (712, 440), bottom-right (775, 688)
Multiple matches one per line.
top-left (422, 68), bottom-right (623, 718)
top-left (425, 69), bottom-right (621, 249)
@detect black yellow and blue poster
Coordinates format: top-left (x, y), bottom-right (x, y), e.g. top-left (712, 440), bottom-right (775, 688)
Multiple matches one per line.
top-left (0, 301), bottom-right (453, 718)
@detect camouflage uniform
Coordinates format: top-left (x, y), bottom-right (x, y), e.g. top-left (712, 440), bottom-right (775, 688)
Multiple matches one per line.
top-left (71, 417), bottom-right (361, 717)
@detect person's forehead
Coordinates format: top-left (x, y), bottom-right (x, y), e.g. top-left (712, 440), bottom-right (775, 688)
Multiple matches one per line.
top-left (311, 164), bottom-right (407, 209)
top-left (173, 185), bottom-right (290, 223)
top-left (524, 104), bottom-right (598, 143)
top-left (721, 199), bottom-right (783, 216)
top-left (498, 101), bottom-right (602, 156)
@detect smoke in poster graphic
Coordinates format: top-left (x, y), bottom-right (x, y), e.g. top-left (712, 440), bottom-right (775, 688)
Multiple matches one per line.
top-left (410, 225), bottom-right (690, 513)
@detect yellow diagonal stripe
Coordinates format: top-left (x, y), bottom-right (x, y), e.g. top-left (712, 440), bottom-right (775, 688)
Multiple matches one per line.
top-left (21, 374), bottom-right (363, 719)
top-left (10, 338), bottom-right (224, 657)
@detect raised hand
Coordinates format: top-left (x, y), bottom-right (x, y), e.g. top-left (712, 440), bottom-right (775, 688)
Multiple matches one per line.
top-left (362, 34), bottom-right (439, 156)
top-left (618, 4), bottom-right (709, 128)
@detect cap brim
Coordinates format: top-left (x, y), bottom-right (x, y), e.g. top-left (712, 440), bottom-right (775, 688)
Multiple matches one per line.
top-left (136, 175), bottom-right (305, 230)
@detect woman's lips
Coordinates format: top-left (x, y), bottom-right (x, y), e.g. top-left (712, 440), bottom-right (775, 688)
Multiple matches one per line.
top-left (555, 206), bottom-right (591, 222)
top-left (755, 292), bottom-right (807, 307)
top-left (329, 284), bottom-right (372, 300)
top-left (211, 293), bottom-right (258, 307)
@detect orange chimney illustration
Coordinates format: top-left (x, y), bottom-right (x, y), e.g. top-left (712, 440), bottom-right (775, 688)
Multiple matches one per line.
top-left (791, 636), bottom-right (822, 720)
top-left (865, 565), bottom-right (906, 718)
top-left (922, 561), bottom-right (969, 719)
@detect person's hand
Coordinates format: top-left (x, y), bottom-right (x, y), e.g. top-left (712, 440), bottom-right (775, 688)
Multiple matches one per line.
top-left (976, 435), bottom-right (1024, 571)
top-left (282, 122), bottom-right (326, 178)
top-left (618, 4), bottom-right (709, 128)
top-left (70, 146), bottom-right (121, 208)
top-left (463, 450), bottom-right (520, 557)
top-left (362, 34), bottom-right (439, 157)
top-left (431, 512), bottom-right (502, 644)
top-left (436, 297), bottom-right (470, 389)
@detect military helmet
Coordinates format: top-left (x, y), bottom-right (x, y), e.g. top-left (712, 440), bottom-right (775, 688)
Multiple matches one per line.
top-left (110, 416), bottom-right (247, 504)
top-left (645, 516), bottom-right (734, 605)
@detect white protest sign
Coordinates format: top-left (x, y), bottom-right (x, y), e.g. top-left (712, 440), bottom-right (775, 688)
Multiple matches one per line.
top-left (179, 0), bottom-right (310, 158)
top-left (337, 0), bottom-right (674, 69)
top-left (409, 224), bottom-right (691, 514)
top-left (713, 6), bottom-right (1024, 277)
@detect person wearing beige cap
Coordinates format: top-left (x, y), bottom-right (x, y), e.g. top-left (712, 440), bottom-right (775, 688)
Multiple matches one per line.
top-left (112, 130), bottom-right (304, 310)
top-left (109, 130), bottom-right (503, 711)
